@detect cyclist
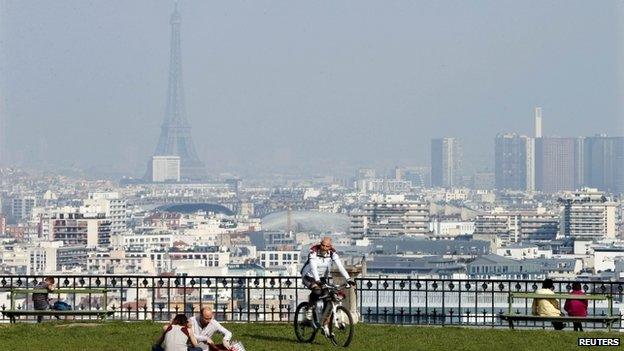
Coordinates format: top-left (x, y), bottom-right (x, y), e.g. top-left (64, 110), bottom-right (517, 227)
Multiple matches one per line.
top-left (300, 237), bottom-right (355, 335)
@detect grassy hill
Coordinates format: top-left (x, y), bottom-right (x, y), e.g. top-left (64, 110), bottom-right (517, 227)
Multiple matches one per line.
top-left (0, 321), bottom-right (620, 351)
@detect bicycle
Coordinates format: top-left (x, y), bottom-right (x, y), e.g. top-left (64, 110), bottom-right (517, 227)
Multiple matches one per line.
top-left (294, 282), bottom-right (355, 347)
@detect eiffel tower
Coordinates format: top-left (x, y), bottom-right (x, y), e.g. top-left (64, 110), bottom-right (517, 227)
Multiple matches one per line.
top-left (149, 2), bottom-right (205, 180)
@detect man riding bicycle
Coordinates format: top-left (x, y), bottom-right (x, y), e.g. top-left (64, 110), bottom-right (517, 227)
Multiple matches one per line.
top-left (300, 237), bottom-right (355, 335)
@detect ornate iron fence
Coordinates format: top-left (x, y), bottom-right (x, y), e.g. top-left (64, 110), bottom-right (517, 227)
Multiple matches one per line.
top-left (0, 275), bottom-right (622, 330)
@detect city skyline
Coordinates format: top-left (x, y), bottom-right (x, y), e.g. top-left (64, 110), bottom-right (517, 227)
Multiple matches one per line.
top-left (2, 1), bottom-right (624, 345)
top-left (1, 1), bottom-right (623, 178)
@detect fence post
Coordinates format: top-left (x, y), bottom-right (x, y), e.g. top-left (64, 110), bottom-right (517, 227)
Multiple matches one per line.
top-left (331, 259), bottom-right (364, 323)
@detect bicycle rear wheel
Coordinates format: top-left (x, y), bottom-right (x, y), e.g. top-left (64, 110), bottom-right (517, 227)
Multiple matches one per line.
top-left (329, 305), bottom-right (354, 347)
top-left (294, 302), bottom-right (317, 343)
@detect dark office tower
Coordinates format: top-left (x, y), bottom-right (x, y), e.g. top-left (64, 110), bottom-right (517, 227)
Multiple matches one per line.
top-left (583, 135), bottom-right (624, 194)
top-left (431, 138), bottom-right (462, 188)
top-left (616, 137), bottom-right (624, 194)
top-left (535, 137), bottom-right (578, 193)
top-left (574, 137), bottom-right (585, 189)
top-left (0, 109), bottom-right (4, 166)
top-left (494, 133), bottom-right (534, 191)
top-left (148, 4), bottom-right (205, 181)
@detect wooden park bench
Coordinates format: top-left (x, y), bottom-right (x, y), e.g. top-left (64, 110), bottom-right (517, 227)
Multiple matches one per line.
top-left (2, 288), bottom-right (114, 323)
top-left (499, 292), bottom-right (620, 332)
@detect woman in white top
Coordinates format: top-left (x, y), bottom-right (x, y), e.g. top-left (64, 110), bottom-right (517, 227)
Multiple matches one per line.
top-left (153, 314), bottom-right (202, 351)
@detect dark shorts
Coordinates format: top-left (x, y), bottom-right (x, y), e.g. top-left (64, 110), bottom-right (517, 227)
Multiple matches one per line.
top-left (302, 276), bottom-right (327, 289)
top-left (302, 276), bottom-right (316, 289)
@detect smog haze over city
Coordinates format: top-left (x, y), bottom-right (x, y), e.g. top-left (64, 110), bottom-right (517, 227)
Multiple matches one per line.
top-left (1, 0), bottom-right (623, 179)
top-left (2, 2), bottom-right (624, 346)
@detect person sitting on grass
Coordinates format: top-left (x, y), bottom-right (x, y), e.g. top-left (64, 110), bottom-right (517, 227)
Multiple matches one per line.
top-left (153, 314), bottom-right (202, 351)
top-left (32, 276), bottom-right (55, 323)
top-left (564, 282), bottom-right (588, 332)
top-left (532, 278), bottom-right (565, 330)
top-left (190, 306), bottom-right (232, 351)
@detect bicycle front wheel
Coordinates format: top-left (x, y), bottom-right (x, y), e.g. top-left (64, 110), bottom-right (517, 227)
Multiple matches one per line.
top-left (294, 302), bottom-right (317, 343)
top-left (330, 305), bottom-right (354, 347)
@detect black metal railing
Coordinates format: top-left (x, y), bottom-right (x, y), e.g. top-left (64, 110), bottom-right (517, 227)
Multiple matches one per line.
top-left (357, 278), bottom-right (623, 330)
top-left (0, 275), bottom-right (622, 330)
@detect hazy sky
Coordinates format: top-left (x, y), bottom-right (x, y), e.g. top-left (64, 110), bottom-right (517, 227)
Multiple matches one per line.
top-left (1, 0), bottom-right (623, 178)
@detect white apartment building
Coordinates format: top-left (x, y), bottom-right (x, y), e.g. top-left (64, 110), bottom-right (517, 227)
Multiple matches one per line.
top-left (167, 247), bottom-right (230, 269)
top-left (151, 155), bottom-right (181, 182)
top-left (87, 247), bottom-right (231, 274)
top-left (256, 250), bottom-right (300, 268)
top-left (0, 243), bottom-right (29, 274)
top-left (47, 212), bottom-right (112, 249)
top-left (28, 241), bottom-right (63, 274)
top-left (350, 195), bottom-right (430, 238)
top-left (356, 179), bottom-right (412, 194)
top-left (82, 192), bottom-right (127, 236)
top-left (429, 218), bottom-right (475, 237)
top-left (560, 188), bottom-right (617, 241)
top-left (444, 189), bottom-right (469, 202)
top-left (88, 250), bottom-right (156, 274)
top-left (0, 240), bottom-right (62, 274)
top-left (115, 230), bottom-right (175, 251)
top-left (473, 207), bottom-right (559, 244)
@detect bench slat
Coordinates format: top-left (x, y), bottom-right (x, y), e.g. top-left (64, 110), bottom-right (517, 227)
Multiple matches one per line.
top-left (500, 314), bottom-right (619, 322)
top-left (510, 293), bottom-right (608, 300)
top-left (2, 310), bottom-right (113, 316)
top-left (8, 288), bottom-right (110, 294)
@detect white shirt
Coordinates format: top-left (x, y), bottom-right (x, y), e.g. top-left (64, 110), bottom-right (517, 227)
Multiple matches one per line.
top-left (190, 316), bottom-right (233, 343)
top-left (163, 325), bottom-right (191, 351)
top-left (301, 249), bottom-right (350, 282)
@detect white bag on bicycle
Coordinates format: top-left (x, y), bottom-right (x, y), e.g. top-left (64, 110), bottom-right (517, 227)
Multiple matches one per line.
top-left (335, 309), bottom-right (347, 324)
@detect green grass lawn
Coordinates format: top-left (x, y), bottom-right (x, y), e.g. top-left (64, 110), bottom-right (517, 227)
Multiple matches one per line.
top-left (0, 322), bottom-right (620, 351)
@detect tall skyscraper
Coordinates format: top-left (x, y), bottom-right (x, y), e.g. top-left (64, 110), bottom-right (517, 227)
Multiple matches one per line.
top-left (431, 138), bottom-right (462, 188)
top-left (494, 133), bottom-right (534, 191)
top-left (535, 137), bottom-right (578, 193)
top-left (534, 107), bottom-right (542, 138)
top-left (0, 99), bottom-right (4, 166)
top-left (583, 135), bottom-right (624, 194)
top-left (148, 4), bottom-right (205, 181)
top-left (525, 137), bottom-right (535, 191)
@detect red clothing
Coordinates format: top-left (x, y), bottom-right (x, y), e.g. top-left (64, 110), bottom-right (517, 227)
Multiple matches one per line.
top-left (564, 290), bottom-right (588, 317)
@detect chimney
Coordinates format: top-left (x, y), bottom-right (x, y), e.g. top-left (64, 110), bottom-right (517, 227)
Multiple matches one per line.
top-left (534, 107), bottom-right (542, 138)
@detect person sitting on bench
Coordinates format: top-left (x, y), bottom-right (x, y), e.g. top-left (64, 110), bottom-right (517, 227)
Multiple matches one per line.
top-left (32, 276), bottom-right (55, 323)
top-left (564, 282), bottom-right (588, 332)
top-left (532, 278), bottom-right (565, 330)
